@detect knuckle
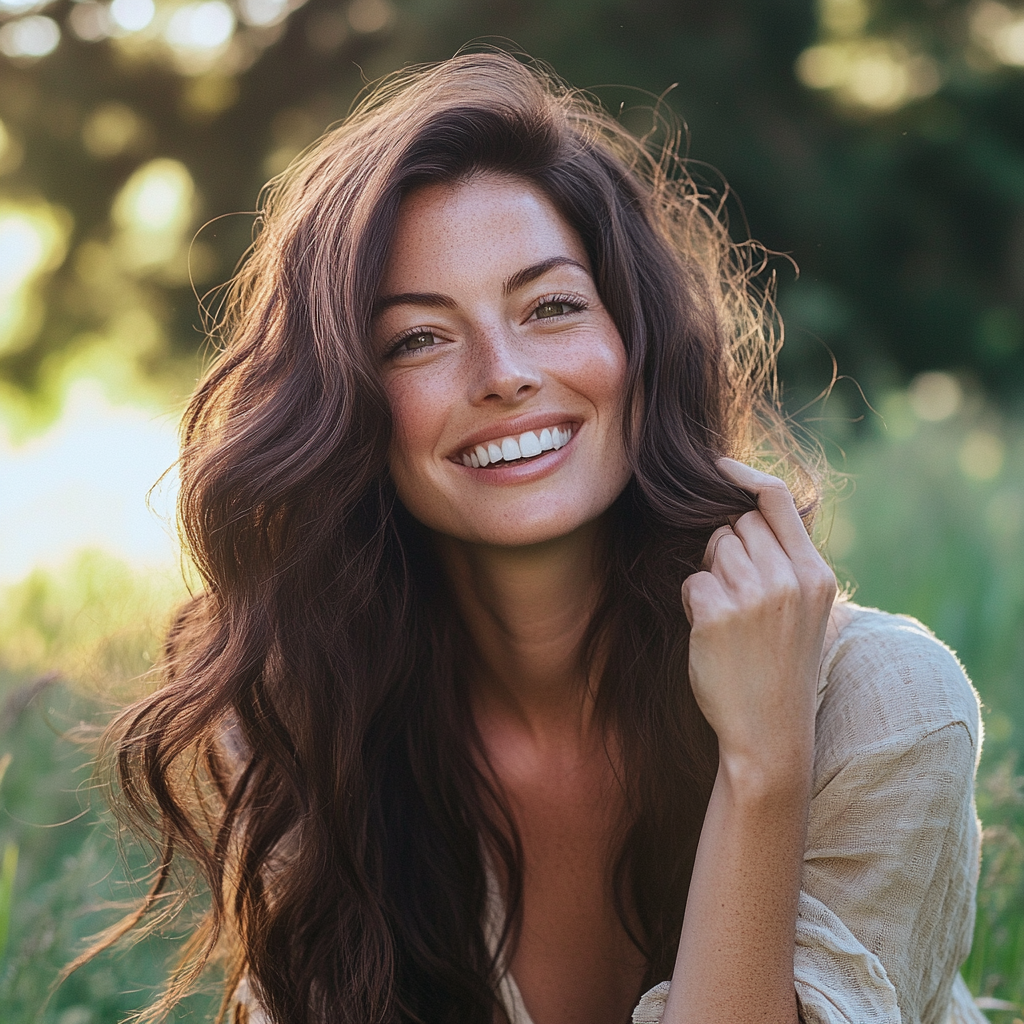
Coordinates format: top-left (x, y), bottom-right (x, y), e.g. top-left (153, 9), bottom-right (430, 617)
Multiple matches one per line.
top-left (761, 477), bottom-right (793, 500)
top-left (734, 510), bottom-right (763, 532)
top-left (770, 574), bottom-right (802, 606)
top-left (815, 567), bottom-right (838, 600)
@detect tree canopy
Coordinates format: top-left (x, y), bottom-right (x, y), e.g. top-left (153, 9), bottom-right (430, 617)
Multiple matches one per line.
top-left (0, 0), bottom-right (1021, 432)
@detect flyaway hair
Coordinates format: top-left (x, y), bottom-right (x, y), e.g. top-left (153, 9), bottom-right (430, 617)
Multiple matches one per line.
top-left (88, 50), bottom-right (820, 1024)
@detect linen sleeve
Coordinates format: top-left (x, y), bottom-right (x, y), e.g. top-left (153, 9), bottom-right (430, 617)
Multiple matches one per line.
top-left (631, 608), bottom-right (986, 1024)
top-left (794, 610), bottom-right (985, 1024)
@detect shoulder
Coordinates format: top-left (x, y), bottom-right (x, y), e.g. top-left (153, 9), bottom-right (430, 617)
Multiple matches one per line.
top-left (800, 604), bottom-right (984, 1021)
top-left (813, 602), bottom-right (982, 776)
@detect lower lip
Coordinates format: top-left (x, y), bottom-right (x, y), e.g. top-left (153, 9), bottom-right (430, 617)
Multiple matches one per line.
top-left (452, 429), bottom-right (578, 483)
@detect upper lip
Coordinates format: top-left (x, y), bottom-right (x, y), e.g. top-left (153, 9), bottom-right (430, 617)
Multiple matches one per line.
top-left (448, 413), bottom-right (580, 459)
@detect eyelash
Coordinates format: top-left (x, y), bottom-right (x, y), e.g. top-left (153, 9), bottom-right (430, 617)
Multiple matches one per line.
top-left (386, 293), bottom-right (588, 358)
top-left (532, 293), bottom-right (588, 319)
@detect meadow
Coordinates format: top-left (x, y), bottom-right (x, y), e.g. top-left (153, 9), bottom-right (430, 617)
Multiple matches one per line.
top-left (0, 374), bottom-right (1022, 1023)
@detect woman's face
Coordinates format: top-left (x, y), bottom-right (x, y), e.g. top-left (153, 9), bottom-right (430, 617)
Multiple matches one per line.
top-left (375, 174), bottom-right (632, 547)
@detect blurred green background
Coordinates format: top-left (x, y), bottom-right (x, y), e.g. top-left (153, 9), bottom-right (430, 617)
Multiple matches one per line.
top-left (0, 0), bottom-right (1022, 1020)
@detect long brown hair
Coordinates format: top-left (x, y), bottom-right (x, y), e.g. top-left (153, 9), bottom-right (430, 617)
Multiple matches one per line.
top-left (93, 50), bottom-right (817, 1024)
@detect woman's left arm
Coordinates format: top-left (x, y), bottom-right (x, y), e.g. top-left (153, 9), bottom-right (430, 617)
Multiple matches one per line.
top-left (664, 459), bottom-right (837, 1024)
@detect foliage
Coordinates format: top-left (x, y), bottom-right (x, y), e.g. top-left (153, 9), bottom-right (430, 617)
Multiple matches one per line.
top-left (0, 389), bottom-right (1022, 1019)
top-left (0, 0), bottom-right (1022, 1018)
top-left (0, 0), bottom-right (1021, 437)
top-left (817, 378), bottom-right (1024, 1012)
top-left (0, 673), bottom-right (217, 1024)
top-left (0, 549), bottom-right (191, 698)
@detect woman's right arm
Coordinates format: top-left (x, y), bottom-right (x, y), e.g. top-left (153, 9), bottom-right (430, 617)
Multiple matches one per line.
top-left (664, 460), bottom-right (836, 1024)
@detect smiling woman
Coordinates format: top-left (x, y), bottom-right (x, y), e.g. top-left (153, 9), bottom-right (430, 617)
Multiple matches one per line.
top-left (80, 51), bottom-right (985, 1024)
top-left (378, 178), bottom-right (631, 547)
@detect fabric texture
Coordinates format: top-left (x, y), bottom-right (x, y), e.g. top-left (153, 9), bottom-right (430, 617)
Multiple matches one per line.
top-left (235, 604), bottom-right (987, 1024)
top-left (490, 605), bottom-right (986, 1024)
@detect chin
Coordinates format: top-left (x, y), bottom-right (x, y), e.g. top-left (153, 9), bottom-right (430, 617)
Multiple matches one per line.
top-left (430, 500), bottom-right (617, 549)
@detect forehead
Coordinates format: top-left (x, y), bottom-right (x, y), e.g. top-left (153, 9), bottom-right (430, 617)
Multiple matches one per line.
top-left (380, 174), bottom-right (590, 294)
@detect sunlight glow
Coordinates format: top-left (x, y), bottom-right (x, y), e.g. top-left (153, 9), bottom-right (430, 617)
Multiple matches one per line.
top-left (0, 381), bottom-right (180, 584)
top-left (971, 1), bottom-right (1024, 66)
top-left (165, 1), bottom-right (235, 51)
top-left (0, 202), bottom-right (69, 354)
top-left (109, 0), bottom-right (156, 33)
top-left (0, 14), bottom-right (60, 58)
top-left (111, 158), bottom-right (195, 271)
top-left (797, 38), bottom-right (940, 110)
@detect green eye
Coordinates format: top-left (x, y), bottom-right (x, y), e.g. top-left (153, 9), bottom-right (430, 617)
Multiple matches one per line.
top-left (535, 302), bottom-right (568, 319)
top-left (403, 331), bottom-right (436, 350)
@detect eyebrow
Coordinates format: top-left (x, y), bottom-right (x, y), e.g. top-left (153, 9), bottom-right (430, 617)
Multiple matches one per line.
top-left (373, 256), bottom-right (591, 317)
top-left (501, 256), bottom-right (590, 296)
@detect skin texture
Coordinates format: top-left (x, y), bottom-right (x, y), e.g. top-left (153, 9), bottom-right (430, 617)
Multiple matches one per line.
top-left (376, 176), bottom-right (633, 549)
top-left (376, 175), bottom-right (837, 1024)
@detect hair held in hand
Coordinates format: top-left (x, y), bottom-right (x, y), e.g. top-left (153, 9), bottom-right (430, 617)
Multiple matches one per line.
top-left (86, 51), bottom-right (821, 1024)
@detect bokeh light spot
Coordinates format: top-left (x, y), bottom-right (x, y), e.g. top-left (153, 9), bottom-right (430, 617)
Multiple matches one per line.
top-left (238, 0), bottom-right (288, 27)
top-left (82, 102), bottom-right (147, 158)
top-left (0, 201), bottom-right (70, 353)
top-left (68, 1), bottom-right (112, 40)
top-left (0, 118), bottom-right (25, 175)
top-left (182, 74), bottom-right (239, 116)
top-left (346, 0), bottom-right (394, 34)
top-left (113, 158), bottom-right (194, 234)
top-left (0, 215), bottom-right (46, 295)
top-left (111, 158), bottom-right (196, 273)
top-left (959, 429), bottom-right (1005, 481)
top-left (909, 371), bottom-right (963, 422)
top-left (0, 0), bottom-right (39, 15)
top-left (165, 0), bottom-right (236, 51)
top-left (796, 44), bottom-right (851, 89)
top-left (971, 1), bottom-right (1024, 66)
top-left (0, 14), bottom-right (60, 59)
top-left (109, 0), bottom-right (155, 33)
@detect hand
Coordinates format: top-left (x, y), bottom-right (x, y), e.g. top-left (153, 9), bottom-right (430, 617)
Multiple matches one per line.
top-left (681, 459), bottom-right (836, 788)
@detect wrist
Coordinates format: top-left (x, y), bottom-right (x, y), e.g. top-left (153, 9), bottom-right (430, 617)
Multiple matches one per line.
top-left (716, 739), bottom-right (814, 809)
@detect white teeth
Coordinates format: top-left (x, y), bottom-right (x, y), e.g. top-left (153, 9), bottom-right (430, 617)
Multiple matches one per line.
top-left (462, 425), bottom-right (573, 466)
top-left (519, 430), bottom-right (542, 457)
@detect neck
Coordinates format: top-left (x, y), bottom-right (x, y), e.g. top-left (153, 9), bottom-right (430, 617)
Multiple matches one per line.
top-left (435, 519), bottom-right (608, 737)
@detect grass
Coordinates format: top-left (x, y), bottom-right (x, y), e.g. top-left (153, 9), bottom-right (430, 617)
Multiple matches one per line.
top-left (1, 383), bottom-right (1023, 1022)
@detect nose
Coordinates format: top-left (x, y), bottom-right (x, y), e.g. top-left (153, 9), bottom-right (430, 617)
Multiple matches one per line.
top-left (468, 325), bottom-right (542, 404)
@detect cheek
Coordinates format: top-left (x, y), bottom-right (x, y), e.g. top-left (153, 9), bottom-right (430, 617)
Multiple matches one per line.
top-left (562, 329), bottom-right (629, 415)
top-left (384, 374), bottom-right (447, 486)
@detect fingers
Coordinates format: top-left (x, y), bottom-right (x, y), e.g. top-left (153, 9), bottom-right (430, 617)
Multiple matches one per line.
top-left (704, 511), bottom-right (795, 591)
top-left (698, 461), bottom-right (836, 613)
top-left (681, 567), bottom-right (724, 627)
top-left (715, 457), bottom-right (816, 564)
top-left (702, 524), bottom-right (738, 571)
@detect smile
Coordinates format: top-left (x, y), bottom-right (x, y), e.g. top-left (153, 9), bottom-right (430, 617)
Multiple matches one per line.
top-left (457, 424), bottom-right (574, 468)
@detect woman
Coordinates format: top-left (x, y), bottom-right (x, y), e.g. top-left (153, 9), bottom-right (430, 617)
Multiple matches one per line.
top-left (96, 52), bottom-right (984, 1024)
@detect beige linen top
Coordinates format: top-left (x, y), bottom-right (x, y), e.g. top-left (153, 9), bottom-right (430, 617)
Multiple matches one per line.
top-left (236, 604), bottom-right (987, 1024)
